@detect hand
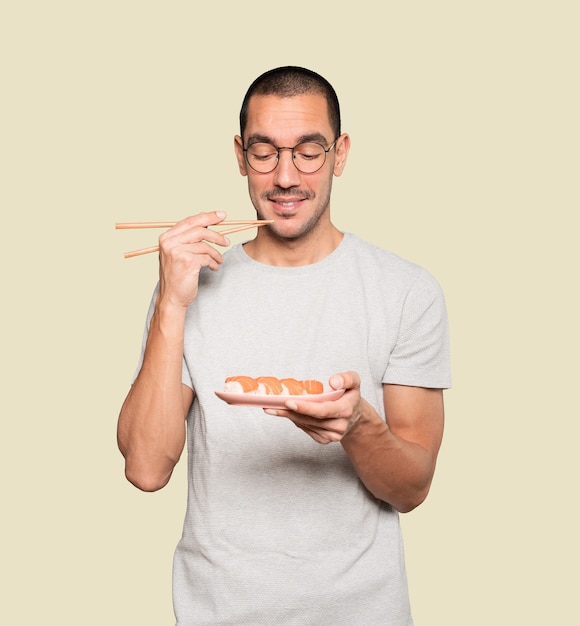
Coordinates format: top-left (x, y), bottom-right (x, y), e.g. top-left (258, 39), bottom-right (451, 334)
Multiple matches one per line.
top-left (157, 211), bottom-right (231, 309)
top-left (264, 371), bottom-right (365, 444)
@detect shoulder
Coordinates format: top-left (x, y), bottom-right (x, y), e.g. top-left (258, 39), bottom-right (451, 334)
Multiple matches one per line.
top-left (344, 233), bottom-right (418, 269)
top-left (342, 233), bottom-right (442, 294)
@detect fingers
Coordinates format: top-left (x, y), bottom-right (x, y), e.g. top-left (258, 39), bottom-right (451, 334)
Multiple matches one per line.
top-left (282, 396), bottom-right (353, 421)
top-left (160, 212), bottom-right (231, 253)
top-left (329, 370), bottom-right (361, 391)
top-left (163, 240), bottom-right (225, 271)
top-left (164, 211), bottom-right (229, 240)
top-left (262, 371), bottom-right (363, 445)
top-left (159, 212), bottom-right (232, 277)
top-left (264, 403), bottom-right (353, 443)
top-left (294, 424), bottom-right (334, 445)
top-left (155, 212), bottom-right (232, 308)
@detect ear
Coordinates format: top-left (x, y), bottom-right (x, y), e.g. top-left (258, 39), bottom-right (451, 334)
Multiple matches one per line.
top-left (234, 135), bottom-right (248, 176)
top-left (333, 133), bottom-right (351, 177)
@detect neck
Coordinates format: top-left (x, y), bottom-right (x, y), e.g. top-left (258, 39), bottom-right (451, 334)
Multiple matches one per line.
top-left (243, 220), bottom-right (343, 267)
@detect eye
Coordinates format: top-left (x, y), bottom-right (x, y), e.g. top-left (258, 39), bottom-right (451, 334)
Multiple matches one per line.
top-left (249, 144), bottom-right (277, 161)
top-left (294, 143), bottom-right (324, 160)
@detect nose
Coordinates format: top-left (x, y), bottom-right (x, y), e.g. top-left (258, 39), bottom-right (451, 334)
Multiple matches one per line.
top-left (272, 147), bottom-right (302, 188)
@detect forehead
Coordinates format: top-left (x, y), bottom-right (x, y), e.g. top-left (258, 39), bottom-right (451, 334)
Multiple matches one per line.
top-left (244, 93), bottom-right (333, 144)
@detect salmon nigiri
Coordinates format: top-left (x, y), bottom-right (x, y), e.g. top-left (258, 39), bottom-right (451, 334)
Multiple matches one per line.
top-left (224, 375), bottom-right (324, 395)
top-left (300, 379), bottom-right (324, 395)
top-left (255, 376), bottom-right (285, 395)
top-left (224, 376), bottom-right (259, 393)
top-left (280, 378), bottom-right (305, 395)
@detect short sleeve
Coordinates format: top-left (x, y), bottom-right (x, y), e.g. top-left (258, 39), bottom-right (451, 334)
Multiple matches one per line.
top-left (383, 269), bottom-right (451, 389)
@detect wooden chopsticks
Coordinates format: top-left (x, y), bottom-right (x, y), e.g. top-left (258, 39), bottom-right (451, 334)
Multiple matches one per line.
top-left (116, 219), bottom-right (273, 258)
top-left (115, 220), bottom-right (270, 229)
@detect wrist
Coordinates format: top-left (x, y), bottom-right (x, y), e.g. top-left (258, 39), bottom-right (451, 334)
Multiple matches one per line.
top-left (343, 399), bottom-right (389, 442)
top-left (151, 298), bottom-right (187, 339)
top-left (155, 289), bottom-right (189, 317)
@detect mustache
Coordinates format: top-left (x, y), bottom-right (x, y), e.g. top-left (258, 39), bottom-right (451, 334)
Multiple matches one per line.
top-left (261, 187), bottom-right (314, 201)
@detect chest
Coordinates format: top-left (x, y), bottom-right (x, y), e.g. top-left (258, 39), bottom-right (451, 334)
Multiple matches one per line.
top-left (184, 268), bottom-right (399, 408)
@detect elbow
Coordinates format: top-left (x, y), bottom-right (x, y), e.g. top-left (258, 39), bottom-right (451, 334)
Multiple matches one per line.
top-left (377, 482), bottom-right (431, 514)
top-left (127, 474), bottom-right (168, 493)
top-left (395, 496), bottom-right (425, 514)
top-left (118, 437), bottom-right (181, 492)
top-left (392, 484), bottom-right (431, 514)
top-left (124, 460), bottom-right (173, 492)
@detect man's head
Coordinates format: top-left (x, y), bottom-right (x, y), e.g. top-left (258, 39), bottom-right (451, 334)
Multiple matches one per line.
top-left (234, 67), bottom-right (350, 246)
top-left (239, 66), bottom-right (341, 142)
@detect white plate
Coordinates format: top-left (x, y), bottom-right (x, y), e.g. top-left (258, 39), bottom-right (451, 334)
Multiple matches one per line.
top-left (215, 388), bottom-right (345, 409)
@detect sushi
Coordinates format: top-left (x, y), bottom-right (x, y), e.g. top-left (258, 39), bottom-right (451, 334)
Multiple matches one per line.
top-left (224, 376), bottom-right (324, 395)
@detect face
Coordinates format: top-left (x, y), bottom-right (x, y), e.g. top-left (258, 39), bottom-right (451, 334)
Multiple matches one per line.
top-left (234, 93), bottom-right (349, 241)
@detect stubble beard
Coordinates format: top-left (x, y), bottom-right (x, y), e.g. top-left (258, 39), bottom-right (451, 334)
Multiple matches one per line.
top-left (252, 180), bottom-right (334, 241)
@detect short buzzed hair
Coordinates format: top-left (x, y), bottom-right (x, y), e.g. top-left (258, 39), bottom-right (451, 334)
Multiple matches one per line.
top-left (239, 66), bottom-right (341, 141)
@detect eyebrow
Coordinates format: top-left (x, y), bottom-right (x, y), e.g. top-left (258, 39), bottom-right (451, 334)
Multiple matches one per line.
top-left (245, 132), bottom-right (332, 147)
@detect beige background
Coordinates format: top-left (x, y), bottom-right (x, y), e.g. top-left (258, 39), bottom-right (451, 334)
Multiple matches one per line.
top-left (1, 1), bottom-right (578, 624)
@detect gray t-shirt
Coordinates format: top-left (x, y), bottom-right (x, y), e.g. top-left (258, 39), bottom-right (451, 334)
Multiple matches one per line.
top-left (136, 233), bottom-right (451, 625)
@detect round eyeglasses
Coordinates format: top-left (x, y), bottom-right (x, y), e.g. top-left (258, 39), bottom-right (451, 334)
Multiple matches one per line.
top-left (243, 141), bottom-right (337, 174)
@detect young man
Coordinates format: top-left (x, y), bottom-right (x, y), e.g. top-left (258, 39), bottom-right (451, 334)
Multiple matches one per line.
top-left (118, 66), bottom-right (451, 625)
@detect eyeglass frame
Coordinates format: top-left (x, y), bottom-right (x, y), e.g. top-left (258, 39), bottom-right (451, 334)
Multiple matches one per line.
top-left (242, 138), bottom-right (339, 174)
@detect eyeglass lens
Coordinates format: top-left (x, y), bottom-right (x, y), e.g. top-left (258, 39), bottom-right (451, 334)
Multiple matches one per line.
top-left (245, 143), bottom-right (330, 174)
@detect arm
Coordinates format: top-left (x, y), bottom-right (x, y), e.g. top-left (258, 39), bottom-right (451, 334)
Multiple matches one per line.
top-left (117, 309), bottom-right (193, 492)
top-left (341, 380), bottom-right (444, 513)
top-left (117, 211), bottom-right (230, 492)
top-left (265, 372), bottom-right (444, 513)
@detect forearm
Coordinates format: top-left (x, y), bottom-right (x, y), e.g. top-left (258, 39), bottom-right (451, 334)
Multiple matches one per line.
top-left (117, 302), bottom-right (190, 491)
top-left (341, 400), bottom-right (437, 513)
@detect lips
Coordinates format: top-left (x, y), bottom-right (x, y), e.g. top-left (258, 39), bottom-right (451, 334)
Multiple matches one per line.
top-left (266, 191), bottom-right (312, 213)
top-left (259, 188), bottom-right (313, 219)
top-left (270, 198), bottom-right (305, 212)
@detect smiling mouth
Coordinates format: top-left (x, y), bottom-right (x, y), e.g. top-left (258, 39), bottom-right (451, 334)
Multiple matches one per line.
top-left (268, 194), bottom-right (311, 210)
top-left (261, 188), bottom-right (313, 218)
top-left (272, 199), bottom-right (303, 207)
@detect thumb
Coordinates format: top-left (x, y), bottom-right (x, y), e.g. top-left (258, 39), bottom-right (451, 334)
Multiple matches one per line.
top-left (329, 374), bottom-right (344, 390)
top-left (329, 371), bottom-right (361, 391)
